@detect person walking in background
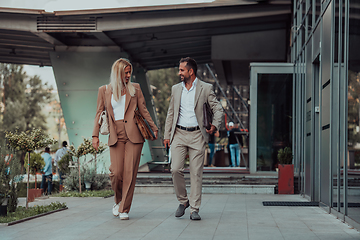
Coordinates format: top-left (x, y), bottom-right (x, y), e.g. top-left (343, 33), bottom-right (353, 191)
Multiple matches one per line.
top-left (41, 147), bottom-right (53, 195)
top-left (228, 122), bottom-right (243, 167)
top-left (164, 57), bottom-right (223, 220)
top-left (54, 141), bottom-right (69, 189)
top-left (92, 58), bottom-right (158, 220)
top-left (207, 130), bottom-right (219, 167)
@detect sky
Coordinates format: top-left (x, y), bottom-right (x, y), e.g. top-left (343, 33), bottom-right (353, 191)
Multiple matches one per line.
top-left (3, 0), bottom-right (213, 88)
top-left (23, 65), bottom-right (57, 88)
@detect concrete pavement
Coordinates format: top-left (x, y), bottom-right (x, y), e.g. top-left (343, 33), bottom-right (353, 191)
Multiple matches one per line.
top-left (1, 193), bottom-right (359, 240)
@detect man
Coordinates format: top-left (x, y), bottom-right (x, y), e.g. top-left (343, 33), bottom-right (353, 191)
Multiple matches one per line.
top-left (54, 141), bottom-right (69, 188)
top-left (227, 122), bottom-right (243, 167)
top-left (41, 147), bottom-right (53, 195)
top-left (164, 57), bottom-right (223, 220)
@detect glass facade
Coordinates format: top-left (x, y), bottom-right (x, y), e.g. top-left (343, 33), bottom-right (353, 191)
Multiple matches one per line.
top-left (292, 0), bottom-right (360, 230)
top-left (256, 74), bottom-right (293, 171)
top-left (347, 0), bottom-right (360, 225)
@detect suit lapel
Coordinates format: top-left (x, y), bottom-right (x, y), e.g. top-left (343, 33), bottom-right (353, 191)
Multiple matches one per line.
top-left (124, 90), bottom-right (131, 113)
top-left (194, 80), bottom-right (203, 108)
top-left (174, 84), bottom-right (182, 114)
top-left (106, 85), bottom-right (115, 122)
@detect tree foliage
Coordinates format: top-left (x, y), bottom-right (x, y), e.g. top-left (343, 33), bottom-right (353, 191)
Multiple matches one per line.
top-left (0, 64), bottom-right (53, 133)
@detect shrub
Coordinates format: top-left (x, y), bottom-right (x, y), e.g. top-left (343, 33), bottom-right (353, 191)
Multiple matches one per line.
top-left (277, 147), bottom-right (293, 165)
top-left (58, 153), bottom-right (73, 175)
top-left (63, 166), bottom-right (109, 192)
top-left (0, 145), bottom-right (22, 212)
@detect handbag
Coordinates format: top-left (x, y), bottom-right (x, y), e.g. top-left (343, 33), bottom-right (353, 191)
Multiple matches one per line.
top-left (99, 85), bottom-right (110, 135)
top-left (134, 109), bottom-right (155, 140)
top-left (203, 101), bottom-right (213, 130)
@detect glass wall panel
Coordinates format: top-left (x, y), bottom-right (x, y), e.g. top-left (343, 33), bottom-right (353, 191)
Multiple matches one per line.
top-left (347, 0), bottom-right (360, 224)
top-left (256, 74), bottom-right (293, 171)
top-left (339, 0), bottom-right (346, 215)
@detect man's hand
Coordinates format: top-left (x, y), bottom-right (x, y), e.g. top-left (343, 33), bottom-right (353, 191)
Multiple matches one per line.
top-left (92, 137), bottom-right (99, 151)
top-left (206, 123), bottom-right (216, 135)
top-left (154, 130), bottom-right (158, 140)
top-left (163, 139), bottom-right (170, 150)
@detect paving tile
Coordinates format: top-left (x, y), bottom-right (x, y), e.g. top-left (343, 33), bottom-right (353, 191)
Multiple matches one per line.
top-left (1, 193), bottom-right (359, 240)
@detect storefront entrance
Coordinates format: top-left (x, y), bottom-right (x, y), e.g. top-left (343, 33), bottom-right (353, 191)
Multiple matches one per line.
top-left (249, 63), bottom-right (293, 173)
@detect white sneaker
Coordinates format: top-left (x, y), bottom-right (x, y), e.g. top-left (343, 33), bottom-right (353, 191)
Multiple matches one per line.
top-left (119, 212), bottom-right (129, 220)
top-left (112, 203), bottom-right (120, 217)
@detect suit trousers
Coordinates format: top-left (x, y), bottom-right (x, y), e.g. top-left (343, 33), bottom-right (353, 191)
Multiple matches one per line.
top-left (171, 128), bottom-right (205, 213)
top-left (109, 120), bottom-right (143, 213)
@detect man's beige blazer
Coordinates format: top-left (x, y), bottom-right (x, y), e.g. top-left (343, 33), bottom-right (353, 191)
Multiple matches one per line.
top-left (93, 83), bottom-right (158, 146)
top-left (164, 79), bottom-right (223, 144)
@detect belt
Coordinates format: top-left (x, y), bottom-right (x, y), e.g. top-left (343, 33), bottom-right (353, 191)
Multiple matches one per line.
top-left (176, 125), bottom-right (200, 131)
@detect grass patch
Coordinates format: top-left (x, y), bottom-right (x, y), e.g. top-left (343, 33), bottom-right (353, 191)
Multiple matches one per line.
top-left (52, 190), bottom-right (114, 198)
top-left (0, 202), bottom-right (67, 224)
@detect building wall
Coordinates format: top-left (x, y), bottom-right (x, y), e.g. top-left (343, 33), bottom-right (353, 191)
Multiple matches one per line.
top-left (293, 0), bottom-right (360, 230)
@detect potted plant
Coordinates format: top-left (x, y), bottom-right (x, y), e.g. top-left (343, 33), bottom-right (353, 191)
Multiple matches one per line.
top-left (81, 165), bottom-right (93, 191)
top-left (277, 147), bottom-right (294, 194)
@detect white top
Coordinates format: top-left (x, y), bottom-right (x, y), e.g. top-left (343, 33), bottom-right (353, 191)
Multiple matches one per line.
top-left (111, 94), bottom-right (126, 120)
top-left (54, 147), bottom-right (69, 167)
top-left (177, 78), bottom-right (199, 127)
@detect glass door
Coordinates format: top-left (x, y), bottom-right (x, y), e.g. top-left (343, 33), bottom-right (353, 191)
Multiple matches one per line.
top-left (249, 63), bottom-right (294, 173)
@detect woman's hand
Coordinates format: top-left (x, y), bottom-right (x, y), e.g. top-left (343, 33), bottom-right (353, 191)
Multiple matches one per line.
top-left (92, 136), bottom-right (99, 151)
top-left (154, 130), bottom-right (158, 140)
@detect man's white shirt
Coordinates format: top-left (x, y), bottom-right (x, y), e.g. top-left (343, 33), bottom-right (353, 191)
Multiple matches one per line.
top-left (177, 78), bottom-right (199, 127)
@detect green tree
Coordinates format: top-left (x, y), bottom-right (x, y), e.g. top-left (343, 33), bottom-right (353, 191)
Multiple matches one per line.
top-left (0, 64), bottom-right (54, 168)
top-left (0, 64), bottom-right (53, 132)
top-left (147, 68), bottom-right (179, 132)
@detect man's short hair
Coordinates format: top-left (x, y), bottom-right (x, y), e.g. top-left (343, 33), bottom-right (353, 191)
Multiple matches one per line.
top-left (180, 57), bottom-right (197, 76)
top-left (45, 147), bottom-right (50, 152)
top-left (62, 141), bottom-right (67, 147)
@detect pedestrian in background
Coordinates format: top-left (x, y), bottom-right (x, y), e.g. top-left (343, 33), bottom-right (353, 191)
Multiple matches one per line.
top-left (227, 122), bottom-right (243, 167)
top-left (54, 141), bottom-right (69, 189)
top-left (41, 147), bottom-right (53, 195)
top-left (92, 58), bottom-right (158, 220)
top-left (207, 130), bottom-right (219, 167)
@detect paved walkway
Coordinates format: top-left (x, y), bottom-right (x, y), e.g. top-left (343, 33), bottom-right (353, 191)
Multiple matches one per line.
top-left (1, 194), bottom-right (359, 240)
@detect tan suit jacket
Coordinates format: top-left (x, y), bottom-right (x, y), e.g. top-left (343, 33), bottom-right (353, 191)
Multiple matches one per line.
top-left (164, 79), bottom-right (223, 144)
top-left (93, 83), bottom-right (158, 146)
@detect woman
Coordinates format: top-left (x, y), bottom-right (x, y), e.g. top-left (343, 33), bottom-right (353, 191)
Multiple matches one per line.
top-left (92, 58), bottom-right (158, 220)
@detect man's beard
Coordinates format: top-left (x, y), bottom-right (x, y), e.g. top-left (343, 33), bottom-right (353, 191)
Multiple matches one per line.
top-left (180, 75), bottom-right (190, 82)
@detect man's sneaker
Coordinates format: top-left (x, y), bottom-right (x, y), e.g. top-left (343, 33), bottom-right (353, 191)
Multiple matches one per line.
top-left (190, 211), bottom-right (201, 220)
top-left (175, 200), bottom-right (190, 217)
top-left (112, 203), bottom-right (120, 217)
top-left (120, 212), bottom-right (129, 220)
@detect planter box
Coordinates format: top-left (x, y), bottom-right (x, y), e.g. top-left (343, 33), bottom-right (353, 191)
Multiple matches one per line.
top-left (278, 164), bottom-right (294, 194)
top-left (28, 189), bottom-right (42, 202)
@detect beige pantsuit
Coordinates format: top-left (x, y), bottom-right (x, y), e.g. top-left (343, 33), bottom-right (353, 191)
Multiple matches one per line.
top-left (93, 83), bottom-right (158, 214)
top-left (164, 80), bottom-right (223, 213)
top-left (109, 120), bottom-right (143, 213)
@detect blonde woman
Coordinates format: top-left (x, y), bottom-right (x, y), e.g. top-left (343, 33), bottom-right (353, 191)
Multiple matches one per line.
top-left (92, 58), bottom-right (158, 220)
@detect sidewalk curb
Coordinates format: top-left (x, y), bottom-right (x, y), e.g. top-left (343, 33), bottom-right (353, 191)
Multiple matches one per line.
top-left (0, 207), bottom-right (68, 226)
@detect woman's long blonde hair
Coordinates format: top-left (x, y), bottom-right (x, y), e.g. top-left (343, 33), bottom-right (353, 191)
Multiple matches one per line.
top-left (110, 58), bottom-right (135, 101)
